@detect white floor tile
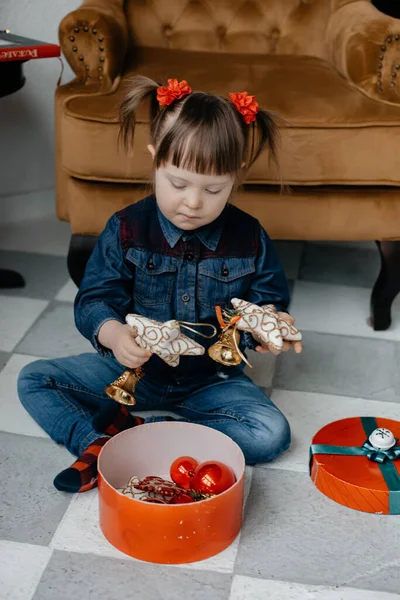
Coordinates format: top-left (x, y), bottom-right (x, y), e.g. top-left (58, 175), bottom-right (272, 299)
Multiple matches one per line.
top-left (266, 389), bottom-right (400, 473)
top-left (291, 281), bottom-right (400, 341)
top-left (0, 296), bottom-right (48, 351)
top-left (0, 540), bottom-right (52, 600)
top-left (55, 279), bottom-right (78, 303)
top-left (229, 576), bottom-right (400, 600)
top-left (0, 189), bottom-right (56, 225)
top-left (51, 468), bottom-right (253, 573)
top-left (0, 216), bottom-right (70, 256)
top-left (50, 490), bottom-right (126, 560)
top-left (0, 354), bottom-right (49, 438)
top-left (15, 302), bottom-right (93, 358)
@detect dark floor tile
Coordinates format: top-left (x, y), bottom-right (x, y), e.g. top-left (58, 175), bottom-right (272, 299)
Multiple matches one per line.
top-left (0, 250), bottom-right (69, 299)
top-left (234, 468), bottom-right (400, 586)
top-left (0, 351), bottom-right (10, 372)
top-left (273, 331), bottom-right (400, 402)
top-left (273, 241), bottom-right (304, 281)
top-left (33, 550), bottom-right (233, 600)
top-left (287, 279), bottom-right (294, 300)
top-left (0, 432), bottom-right (71, 545)
top-left (346, 563), bottom-right (400, 596)
top-left (299, 243), bottom-right (380, 288)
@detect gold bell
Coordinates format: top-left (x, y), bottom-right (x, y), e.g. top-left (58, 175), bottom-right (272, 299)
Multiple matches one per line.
top-left (104, 367), bottom-right (144, 406)
top-left (208, 327), bottom-right (243, 366)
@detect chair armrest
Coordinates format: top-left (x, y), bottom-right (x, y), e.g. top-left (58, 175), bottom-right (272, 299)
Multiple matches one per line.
top-left (326, 1), bottom-right (400, 104)
top-left (58, 0), bottom-right (128, 88)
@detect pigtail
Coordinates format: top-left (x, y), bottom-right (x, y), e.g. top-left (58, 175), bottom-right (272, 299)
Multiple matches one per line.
top-left (119, 75), bottom-right (161, 152)
top-left (246, 109), bottom-right (281, 177)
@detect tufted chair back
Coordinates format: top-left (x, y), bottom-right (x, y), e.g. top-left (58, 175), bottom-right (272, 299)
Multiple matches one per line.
top-left (56, 0), bottom-right (400, 251)
top-left (124, 0), bottom-right (346, 59)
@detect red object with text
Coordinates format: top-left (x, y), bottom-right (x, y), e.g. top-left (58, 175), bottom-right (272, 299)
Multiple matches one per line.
top-left (0, 32), bottom-right (60, 62)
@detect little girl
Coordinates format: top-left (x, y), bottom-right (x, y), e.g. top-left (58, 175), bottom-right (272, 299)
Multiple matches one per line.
top-left (18, 76), bottom-right (302, 493)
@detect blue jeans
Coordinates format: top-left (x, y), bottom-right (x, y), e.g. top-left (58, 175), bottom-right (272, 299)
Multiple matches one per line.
top-left (17, 353), bottom-right (291, 465)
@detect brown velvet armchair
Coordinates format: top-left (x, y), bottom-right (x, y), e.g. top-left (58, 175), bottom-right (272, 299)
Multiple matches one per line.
top-left (56, 0), bottom-right (400, 330)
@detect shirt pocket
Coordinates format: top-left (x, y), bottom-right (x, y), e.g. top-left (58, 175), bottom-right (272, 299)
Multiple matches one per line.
top-left (126, 248), bottom-right (178, 306)
top-left (197, 257), bottom-right (256, 310)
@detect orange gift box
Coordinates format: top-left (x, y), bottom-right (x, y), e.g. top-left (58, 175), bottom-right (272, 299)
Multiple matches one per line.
top-left (310, 417), bottom-right (400, 515)
top-left (98, 422), bottom-right (245, 564)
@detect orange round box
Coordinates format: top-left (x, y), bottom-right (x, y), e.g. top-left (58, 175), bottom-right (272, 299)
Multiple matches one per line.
top-left (98, 422), bottom-right (245, 564)
top-left (310, 417), bottom-right (400, 515)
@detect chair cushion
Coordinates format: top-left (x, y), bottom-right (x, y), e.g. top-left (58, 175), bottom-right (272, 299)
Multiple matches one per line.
top-left (61, 48), bottom-right (400, 186)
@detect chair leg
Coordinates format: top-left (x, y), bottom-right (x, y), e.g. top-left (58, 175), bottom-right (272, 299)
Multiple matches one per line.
top-left (67, 234), bottom-right (99, 287)
top-left (0, 269), bottom-right (25, 288)
top-left (370, 241), bottom-right (400, 331)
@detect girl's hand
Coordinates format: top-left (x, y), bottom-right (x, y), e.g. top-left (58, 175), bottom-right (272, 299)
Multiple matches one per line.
top-left (255, 312), bottom-right (303, 356)
top-left (98, 321), bottom-right (152, 368)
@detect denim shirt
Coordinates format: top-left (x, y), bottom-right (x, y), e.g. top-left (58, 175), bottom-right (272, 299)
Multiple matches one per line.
top-left (75, 195), bottom-right (290, 381)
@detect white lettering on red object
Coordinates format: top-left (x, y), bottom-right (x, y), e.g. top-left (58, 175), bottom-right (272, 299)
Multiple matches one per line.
top-left (0, 48), bottom-right (39, 60)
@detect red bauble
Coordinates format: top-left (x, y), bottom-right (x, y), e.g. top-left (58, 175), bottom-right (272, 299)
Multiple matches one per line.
top-left (190, 461), bottom-right (236, 496)
top-left (169, 493), bottom-right (195, 504)
top-left (170, 456), bottom-right (199, 490)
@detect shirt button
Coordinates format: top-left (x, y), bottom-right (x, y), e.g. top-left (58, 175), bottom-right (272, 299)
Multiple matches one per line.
top-left (184, 253), bottom-right (194, 260)
top-left (182, 293), bottom-right (190, 302)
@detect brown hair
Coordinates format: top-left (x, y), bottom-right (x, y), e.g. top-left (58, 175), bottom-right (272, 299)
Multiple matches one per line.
top-left (119, 75), bottom-right (280, 179)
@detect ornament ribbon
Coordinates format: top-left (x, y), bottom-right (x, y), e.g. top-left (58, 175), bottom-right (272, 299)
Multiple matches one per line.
top-left (310, 417), bottom-right (400, 514)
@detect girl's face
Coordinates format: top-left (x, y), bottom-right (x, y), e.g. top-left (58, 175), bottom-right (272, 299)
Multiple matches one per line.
top-left (149, 145), bottom-right (235, 230)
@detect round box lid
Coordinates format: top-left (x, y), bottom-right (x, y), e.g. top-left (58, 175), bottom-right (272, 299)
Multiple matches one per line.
top-left (310, 417), bottom-right (400, 515)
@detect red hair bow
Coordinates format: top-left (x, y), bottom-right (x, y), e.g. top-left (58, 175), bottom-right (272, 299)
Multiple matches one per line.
top-left (229, 91), bottom-right (259, 124)
top-left (157, 79), bottom-right (192, 107)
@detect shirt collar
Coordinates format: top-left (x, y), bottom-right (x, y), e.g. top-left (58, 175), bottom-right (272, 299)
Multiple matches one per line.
top-left (156, 204), bottom-right (226, 251)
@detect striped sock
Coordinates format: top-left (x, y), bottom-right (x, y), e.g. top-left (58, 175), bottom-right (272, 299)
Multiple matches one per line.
top-left (93, 403), bottom-right (144, 436)
top-left (53, 436), bottom-right (109, 493)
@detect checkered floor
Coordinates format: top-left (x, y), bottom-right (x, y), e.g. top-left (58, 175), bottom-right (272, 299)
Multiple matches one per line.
top-left (1, 214), bottom-right (400, 600)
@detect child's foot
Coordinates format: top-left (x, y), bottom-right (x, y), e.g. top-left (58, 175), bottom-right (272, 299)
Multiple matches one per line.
top-left (53, 436), bottom-right (109, 493)
top-left (54, 408), bottom-right (145, 493)
top-left (93, 403), bottom-right (144, 436)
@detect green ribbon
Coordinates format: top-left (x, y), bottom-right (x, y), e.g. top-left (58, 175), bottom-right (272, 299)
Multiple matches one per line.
top-left (310, 417), bottom-right (400, 514)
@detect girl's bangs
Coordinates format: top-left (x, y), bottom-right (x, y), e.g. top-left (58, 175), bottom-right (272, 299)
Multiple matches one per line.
top-left (155, 95), bottom-right (244, 176)
top-left (171, 129), bottom-right (241, 176)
